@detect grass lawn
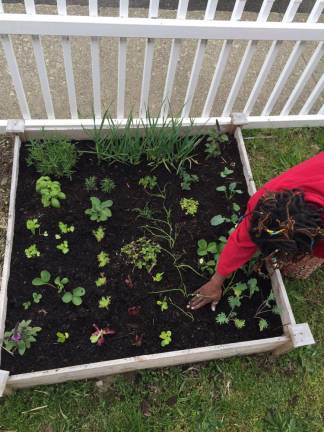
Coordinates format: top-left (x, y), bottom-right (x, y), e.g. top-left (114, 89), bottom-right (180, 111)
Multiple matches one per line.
top-left (0, 128), bottom-right (323, 432)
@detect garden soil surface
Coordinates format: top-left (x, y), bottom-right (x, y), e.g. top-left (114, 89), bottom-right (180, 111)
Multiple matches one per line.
top-left (2, 136), bottom-right (282, 374)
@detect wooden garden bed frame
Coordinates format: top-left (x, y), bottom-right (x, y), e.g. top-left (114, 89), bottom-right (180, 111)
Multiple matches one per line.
top-left (0, 124), bottom-right (315, 396)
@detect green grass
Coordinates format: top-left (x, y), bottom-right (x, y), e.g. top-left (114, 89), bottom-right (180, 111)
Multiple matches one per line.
top-left (1, 128), bottom-right (323, 432)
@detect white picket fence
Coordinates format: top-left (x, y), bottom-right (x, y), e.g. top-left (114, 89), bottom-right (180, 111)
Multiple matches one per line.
top-left (0, 0), bottom-right (324, 133)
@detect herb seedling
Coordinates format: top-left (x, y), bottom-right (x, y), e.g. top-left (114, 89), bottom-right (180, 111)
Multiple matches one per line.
top-left (85, 176), bottom-right (98, 191)
top-left (36, 176), bottom-right (66, 208)
top-left (62, 287), bottom-right (86, 306)
top-left (98, 296), bottom-right (111, 310)
top-left (58, 221), bottom-right (75, 234)
top-left (32, 292), bottom-right (42, 304)
top-left (97, 251), bottom-right (110, 268)
top-left (220, 167), bottom-right (234, 178)
top-left (95, 273), bottom-right (107, 287)
top-left (121, 237), bottom-right (161, 273)
top-left (57, 240), bottom-right (69, 254)
top-left (22, 301), bottom-right (31, 310)
top-left (100, 177), bottom-right (116, 193)
top-left (179, 168), bottom-right (199, 191)
top-left (26, 218), bottom-right (40, 235)
top-left (139, 175), bottom-right (157, 190)
top-left (159, 330), bottom-right (172, 347)
top-left (56, 331), bottom-right (69, 343)
top-left (180, 197), bottom-right (199, 216)
top-left (254, 290), bottom-right (280, 332)
top-left (85, 197), bottom-right (113, 222)
top-left (152, 272), bottom-right (164, 282)
top-left (93, 226), bottom-right (106, 242)
top-left (215, 311), bottom-right (245, 329)
top-left (25, 244), bottom-right (40, 259)
top-left (3, 320), bottom-right (41, 355)
top-left (216, 182), bottom-right (243, 200)
top-left (90, 324), bottom-right (115, 346)
top-left (157, 297), bottom-right (168, 312)
top-left (133, 203), bottom-right (154, 220)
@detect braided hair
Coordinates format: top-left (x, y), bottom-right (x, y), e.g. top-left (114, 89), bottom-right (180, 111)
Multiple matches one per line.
top-left (249, 189), bottom-right (324, 267)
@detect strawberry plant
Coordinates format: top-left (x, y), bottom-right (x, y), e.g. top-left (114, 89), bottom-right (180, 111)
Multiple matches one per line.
top-left (62, 287), bottom-right (86, 306)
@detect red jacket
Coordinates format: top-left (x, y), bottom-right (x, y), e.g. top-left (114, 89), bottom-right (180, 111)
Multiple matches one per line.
top-left (217, 152), bottom-right (324, 277)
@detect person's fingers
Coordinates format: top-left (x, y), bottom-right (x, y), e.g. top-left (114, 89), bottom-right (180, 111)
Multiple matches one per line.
top-left (211, 300), bottom-right (219, 312)
top-left (189, 293), bottom-right (212, 310)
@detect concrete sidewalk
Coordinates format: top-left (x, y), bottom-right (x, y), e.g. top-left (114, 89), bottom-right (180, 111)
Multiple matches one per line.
top-left (0, 4), bottom-right (323, 120)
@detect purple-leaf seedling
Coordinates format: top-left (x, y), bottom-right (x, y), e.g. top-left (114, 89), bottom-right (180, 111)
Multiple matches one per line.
top-left (90, 324), bottom-right (115, 346)
top-left (128, 306), bottom-right (141, 316)
top-left (3, 320), bottom-right (42, 355)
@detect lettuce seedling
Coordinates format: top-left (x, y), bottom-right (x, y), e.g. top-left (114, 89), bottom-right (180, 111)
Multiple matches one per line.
top-left (100, 177), bottom-right (116, 193)
top-left (58, 221), bottom-right (75, 234)
top-left (85, 197), bottom-right (113, 222)
top-left (32, 292), bottom-right (42, 304)
top-left (157, 297), bottom-right (168, 312)
top-left (138, 175), bottom-right (157, 191)
top-left (25, 244), bottom-right (40, 259)
top-left (62, 287), bottom-right (86, 306)
top-left (26, 218), bottom-right (40, 235)
top-left (36, 176), bottom-right (66, 208)
top-left (98, 296), bottom-right (111, 309)
top-left (97, 251), bottom-right (110, 268)
top-left (159, 330), bottom-right (172, 347)
top-left (56, 331), bottom-right (69, 343)
top-left (92, 226), bottom-right (105, 242)
top-left (90, 324), bottom-right (115, 346)
top-left (4, 320), bottom-right (41, 355)
top-left (95, 273), bottom-right (107, 287)
top-left (152, 272), bottom-right (164, 282)
top-left (180, 198), bottom-right (199, 216)
top-left (56, 240), bottom-right (69, 254)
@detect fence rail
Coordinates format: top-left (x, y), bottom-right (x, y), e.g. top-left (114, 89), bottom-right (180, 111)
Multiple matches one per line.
top-left (0, 0), bottom-right (324, 130)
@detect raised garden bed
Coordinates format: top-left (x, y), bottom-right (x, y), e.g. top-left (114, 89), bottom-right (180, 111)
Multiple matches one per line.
top-left (0, 126), bottom-right (314, 394)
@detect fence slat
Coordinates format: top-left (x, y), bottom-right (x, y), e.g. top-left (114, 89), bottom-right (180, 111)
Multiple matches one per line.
top-left (181, 0), bottom-right (218, 118)
top-left (201, 0), bottom-right (246, 118)
top-left (222, 0), bottom-right (275, 117)
top-left (244, 0), bottom-right (301, 115)
top-left (281, 42), bottom-right (324, 115)
top-left (262, 0), bottom-right (324, 116)
top-left (299, 74), bottom-right (324, 115)
top-left (89, 0), bottom-right (101, 119)
top-left (139, 0), bottom-right (160, 117)
top-left (57, 0), bottom-right (78, 119)
top-left (161, 0), bottom-right (189, 118)
top-left (117, 0), bottom-right (129, 119)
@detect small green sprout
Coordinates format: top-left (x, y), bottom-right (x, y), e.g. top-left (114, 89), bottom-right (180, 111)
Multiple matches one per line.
top-left (95, 273), bottom-right (107, 287)
top-left (97, 251), bottom-right (110, 268)
top-left (56, 331), bottom-right (69, 343)
top-left (220, 167), bottom-right (234, 178)
top-left (216, 182), bottom-right (243, 200)
top-left (58, 221), bottom-right (75, 234)
top-left (159, 330), bottom-right (172, 347)
top-left (26, 218), bottom-right (40, 235)
top-left (22, 301), bottom-right (31, 310)
top-left (55, 234), bottom-right (61, 240)
top-left (62, 287), bottom-right (86, 306)
top-left (98, 296), bottom-right (111, 309)
top-left (85, 197), bottom-right (113, 222)
top-left (36, 176), bottom-right (66, 208)
top-left (54, 276), bottom-right (69, 293)
top-left (57, 240), bottom-right (69, 254)
top-left (92, 226), bottom-right (105, 242)
top-left (156, 297), bottom-right (168, 312)
top-left (180, 198), bottom-right (199, 216)
top-left (85, 176), bottom-right (97, 191)
top-left (32, 292), bottom-right (42, 304)
top-left (259, 319), bottom-right (268, 332)
top-left (25, 244), bottom-right (40, 259)
top-left (100, 177), bottom-right (116, 193)
top-left (152, 272), bottom-right (164, 282)
top-left (138, 175), bottom-right (157, 191)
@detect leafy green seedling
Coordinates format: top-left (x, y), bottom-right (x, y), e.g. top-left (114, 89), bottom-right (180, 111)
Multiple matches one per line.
top-left (54, 276), bottom-right (69, 293)
top-left (22, 301), bottom-right (31, 310)
top-left (216, 182), bottom-right (243, 200)
top-left (26, 218), bottom-right (40, 235)
top-left (152, 272), bottom-right (164, 282)
top-left (90, 324), bottom-right (115, 346)
top-left (85, 197), bottom-right (113, 222)
top-left (25, 244), bottom-right (40, 259)
top-left (62, 287), bottom-right (86, 306)
top-left (57, 240), bottom-right (69, 254)
top-left (100, 177), bottom-right (116, 193)
top-left (93, 226), bottom-right (105, 242)
top-left (180, 198), bottom-right (199, 216)
top-left (3, 320), bottom-right (41, 355)
top-left (159, 330), bottom-right (172, 347)
top-left (157, 297), bottom-right (168, 312)
top-left (36, 176), bottom-right (66, 208)
top-left (97, 251), bottom-right (110, 268)
top-left (56, 331), bottom-right (69, 343)
top-left (58, 221), bottom-right (75, 234)
top-left (85, 176), bottom-right (97, 191)
top-left (179, 168), bottom-right (199, 191)
top-left (139, 175), bottom-right (157, 191)
top-left (121, 237), bottom-right (161, 273)
top-left (98, 296), bottom-right (111, 309)
top-left (220, 167), bottom-right (234, 178)
top-left (95, 273), bottom-right (107, 287)
top-left (32, 292), bottom-right (42, 304)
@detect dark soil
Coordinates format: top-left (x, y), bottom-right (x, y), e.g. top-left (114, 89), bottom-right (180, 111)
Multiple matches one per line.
top-left (2, 136), bottom-right (282, 374)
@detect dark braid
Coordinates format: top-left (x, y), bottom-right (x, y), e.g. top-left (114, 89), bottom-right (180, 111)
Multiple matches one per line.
top-left (249, 189), bottom-right (324, 267)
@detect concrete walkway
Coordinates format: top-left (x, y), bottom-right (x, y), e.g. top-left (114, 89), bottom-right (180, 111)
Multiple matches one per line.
top-left (0, 4), bottom-right (323, 120)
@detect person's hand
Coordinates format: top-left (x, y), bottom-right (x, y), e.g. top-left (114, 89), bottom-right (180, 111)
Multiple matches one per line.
top-left (187, 277), bottom-right (223, 311)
